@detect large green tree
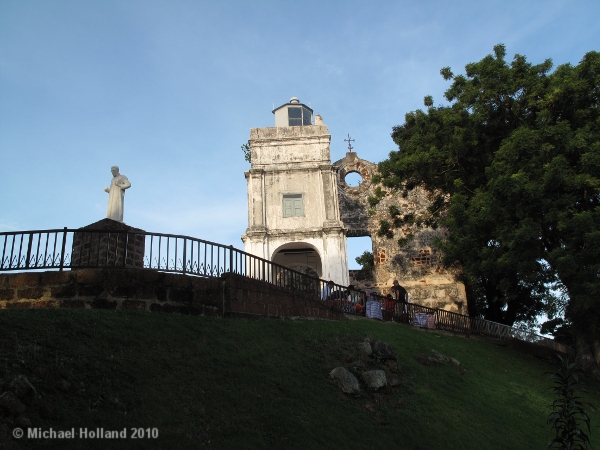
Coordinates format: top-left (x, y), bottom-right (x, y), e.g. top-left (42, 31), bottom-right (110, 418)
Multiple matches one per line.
top-left (378, 45), bottom-right (600, 361)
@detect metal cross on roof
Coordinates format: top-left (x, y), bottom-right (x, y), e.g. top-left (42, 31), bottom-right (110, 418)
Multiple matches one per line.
top-left (344, 134), bottom-right (355, 152)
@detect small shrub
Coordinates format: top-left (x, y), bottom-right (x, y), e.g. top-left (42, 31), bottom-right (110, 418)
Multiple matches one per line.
top-left (546, 355), bottom-right (593, 449)
top-left (388, 205), bottom-right (400, 217)
top-left (241, 141), bottom-right (251, 163)
top-left (377, 220), bottom-right (394, 239)
top-left (397, 235), bottom-right (413, 248)
top-left (367, 196), bottom-right (380, 207)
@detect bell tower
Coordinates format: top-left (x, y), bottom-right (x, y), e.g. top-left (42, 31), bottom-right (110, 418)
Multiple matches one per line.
top-left (241, 97), bottom-right (349, 285)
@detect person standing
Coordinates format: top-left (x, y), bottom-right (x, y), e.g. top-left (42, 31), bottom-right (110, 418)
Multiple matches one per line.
top-left (391, 279), bottom-right (409, 322)
top-left (355, 291), bottom-right (366, 315)
top-left (383, 294), bottom-right (395, 321)
top-left (320, 280), bottom-right (334, 301)
top-left (365, 291), bottom-right (383, 321)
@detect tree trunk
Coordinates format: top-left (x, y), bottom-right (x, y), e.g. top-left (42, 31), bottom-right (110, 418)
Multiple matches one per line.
top-left (575, 336), bottom-right (600, 381)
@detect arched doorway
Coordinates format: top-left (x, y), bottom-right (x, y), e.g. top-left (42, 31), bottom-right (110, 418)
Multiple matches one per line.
top-left (271, 243), bottom-right (322, 279)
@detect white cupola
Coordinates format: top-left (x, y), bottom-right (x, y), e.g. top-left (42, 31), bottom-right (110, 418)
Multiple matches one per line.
top-left (272, 97), bottom-right (313, 127)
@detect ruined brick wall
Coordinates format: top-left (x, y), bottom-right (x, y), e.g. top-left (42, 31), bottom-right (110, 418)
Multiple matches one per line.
top-left (334, 152), bottom-right (467, 315)
top-left (0, 269), bottom-right (343, 320)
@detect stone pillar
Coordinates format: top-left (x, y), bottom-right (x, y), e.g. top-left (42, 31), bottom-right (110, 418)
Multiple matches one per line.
top-left (320, 165), bottom-right (337, 222)
top-left (248, 169), bottom-right (266, 229)
top-left (70, 219), bottom-right (145, 268)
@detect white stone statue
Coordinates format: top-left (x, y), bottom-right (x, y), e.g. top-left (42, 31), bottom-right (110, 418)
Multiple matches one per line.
top-left (104, 166), bottom-right (131, 222)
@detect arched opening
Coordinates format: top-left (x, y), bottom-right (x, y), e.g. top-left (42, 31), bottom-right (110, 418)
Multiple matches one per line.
top-left (347, 235), bottom-right (375, 288)
top-left (271, 243), bottom-right (322, 279)
top-left (344, 171), bottom-right (362, 187)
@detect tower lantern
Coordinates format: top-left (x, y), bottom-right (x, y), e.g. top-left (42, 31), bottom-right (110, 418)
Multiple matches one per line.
top-left (273, 97), bottom-right (313, 127)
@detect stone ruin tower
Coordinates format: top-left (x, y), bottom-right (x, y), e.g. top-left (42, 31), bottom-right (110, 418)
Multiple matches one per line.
top-left (241, 98), bottom-right (349, 286)
top-left (334, 152), bottom-right (468, 314)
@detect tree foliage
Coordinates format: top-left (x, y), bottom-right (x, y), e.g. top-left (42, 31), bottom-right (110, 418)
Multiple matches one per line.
top-left (378, 45), bottom-right (600, 350)
top-left (355, 251), bottom-right (374, 272)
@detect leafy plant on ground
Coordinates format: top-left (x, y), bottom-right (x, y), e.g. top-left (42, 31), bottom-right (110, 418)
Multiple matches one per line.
top-left (546, 355), bottom-right (593, 449)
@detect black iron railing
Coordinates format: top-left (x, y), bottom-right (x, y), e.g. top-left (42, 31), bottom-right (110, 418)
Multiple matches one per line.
top-left (0, 228), bottom-right (335, 295)
top-left (0, 228), bottom-right (567, 353)
top-left (405, 302), bottom-right (567, 352)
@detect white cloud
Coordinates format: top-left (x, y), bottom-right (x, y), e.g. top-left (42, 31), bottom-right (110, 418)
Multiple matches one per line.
top-left (0, 220), bottom-right (21, 233)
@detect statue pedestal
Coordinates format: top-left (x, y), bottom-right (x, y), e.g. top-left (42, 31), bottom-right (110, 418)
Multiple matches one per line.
top-left (70, 219), bottom-right (146, 268)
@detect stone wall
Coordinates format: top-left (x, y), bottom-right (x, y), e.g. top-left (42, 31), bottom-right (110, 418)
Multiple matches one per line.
top-left (0, 269), bottom-right (343, 321)
top-left (224, 273), bottom-right (343, 320)
top-left (334, 151), bottom-right (468, 315)
top-left (71, 219), bottom-right (145, 268)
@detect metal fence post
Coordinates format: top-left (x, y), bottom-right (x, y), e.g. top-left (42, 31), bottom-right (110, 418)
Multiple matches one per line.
top-left (59, 227), bottom-right (67, 271)
top-left (229, 245), bottom-right (233, 273)
top-left (182, 238), bottom-right (187, 274)
top-left (25, 233), bottom-right (33, 268)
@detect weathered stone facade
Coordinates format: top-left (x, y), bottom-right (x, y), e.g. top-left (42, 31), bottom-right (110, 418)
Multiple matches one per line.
top-left (334, 152), bottom-right (467, 315)
top-left (241, 98), bottom-right (466, 314)
top-left (242, 100), bottom-right (348, 286)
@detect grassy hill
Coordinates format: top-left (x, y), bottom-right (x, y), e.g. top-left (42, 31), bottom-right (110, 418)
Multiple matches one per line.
top-left (0, 309), bottom-right (598, 450)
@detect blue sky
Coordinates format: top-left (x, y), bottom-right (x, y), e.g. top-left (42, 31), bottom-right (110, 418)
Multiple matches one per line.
top-left (1, 0), bottom-right (599, 268)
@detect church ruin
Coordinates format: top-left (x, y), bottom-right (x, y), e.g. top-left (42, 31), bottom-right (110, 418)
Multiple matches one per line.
top-left (241, 98), bottom-right (348, 286)
top-left (242, 98), bottom-right (467, 314)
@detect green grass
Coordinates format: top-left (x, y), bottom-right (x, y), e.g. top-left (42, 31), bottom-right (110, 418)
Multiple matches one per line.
top-left (0, 309), bottom-right (598, 449)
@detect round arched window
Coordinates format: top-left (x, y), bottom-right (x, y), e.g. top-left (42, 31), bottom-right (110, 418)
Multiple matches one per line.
top-left (344, 171), bottom-right (362, 187)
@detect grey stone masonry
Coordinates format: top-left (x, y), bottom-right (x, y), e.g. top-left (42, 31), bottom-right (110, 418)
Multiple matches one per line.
top-left (334, 152), bottom-right (468, 315)
top-left (0, 269), bottom-right (344, 321)
top-left (70, 219), bottom-right (145, 268)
